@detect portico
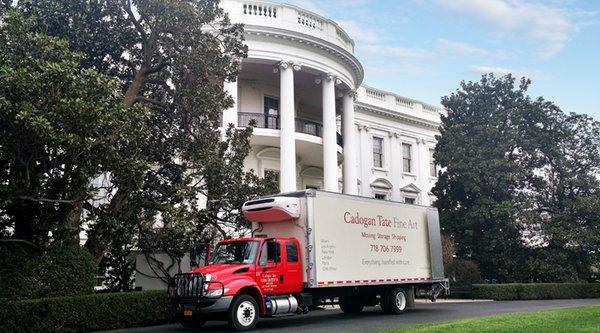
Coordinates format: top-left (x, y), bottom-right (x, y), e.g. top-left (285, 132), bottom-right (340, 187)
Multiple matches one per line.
top-left (223, 59), bottom-right (359, 194)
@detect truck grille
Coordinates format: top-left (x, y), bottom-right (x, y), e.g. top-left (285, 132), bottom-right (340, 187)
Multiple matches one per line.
top-left (172, 273), bottom-right (204, 298)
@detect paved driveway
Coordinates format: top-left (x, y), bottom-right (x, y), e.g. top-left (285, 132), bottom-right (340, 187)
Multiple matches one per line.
top-left (103, 299), bottom-right (600, 333)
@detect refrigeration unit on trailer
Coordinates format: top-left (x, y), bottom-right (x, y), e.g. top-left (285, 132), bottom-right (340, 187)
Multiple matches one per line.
top-left (169, 190), bottom-right (448, 331)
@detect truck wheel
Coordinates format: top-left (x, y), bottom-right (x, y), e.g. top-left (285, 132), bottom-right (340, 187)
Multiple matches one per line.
top-left (180, 317), bottom-right (206, 329)
top-left (381, 287), bottom-right (407, 314)
top-left (229, 295), bottom-right (259, 331)
top-left (339, 297), bottom-right (364, 314)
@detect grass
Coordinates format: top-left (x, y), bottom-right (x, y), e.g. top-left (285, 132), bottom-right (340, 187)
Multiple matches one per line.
top-left (379, 305), bottom-right (600, 333)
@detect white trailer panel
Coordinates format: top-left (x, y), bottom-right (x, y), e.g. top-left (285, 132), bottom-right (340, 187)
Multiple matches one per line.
top-left (310, 191), bottom-right (434, 287)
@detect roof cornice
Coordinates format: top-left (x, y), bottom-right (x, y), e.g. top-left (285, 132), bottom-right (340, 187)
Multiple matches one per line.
top-left (355, 102), bottom-right (441, 130)
top-left (244, 25), bottom-right (364, 86)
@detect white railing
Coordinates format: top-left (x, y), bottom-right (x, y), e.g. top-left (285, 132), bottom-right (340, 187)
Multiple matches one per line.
top-left (297, 10), bottom-right (323, 30)
top-left (358, 86), bottom-right (443, 121)
top-left (396, 96), bottom-right (414, 108)
top-left (243, 2), bottom-right (278, 18)
top-left (221, 0), bottom-right (355, 53)
top-left (423, 104), bottom-right (439, 113)
top-left (336, 28), bottom-right (352, 48)
top-left (366, 88), bottom-right (386, 101)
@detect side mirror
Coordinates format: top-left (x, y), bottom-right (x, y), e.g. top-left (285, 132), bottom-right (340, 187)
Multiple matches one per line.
top-left (265, 261), bottom-right (277, 269)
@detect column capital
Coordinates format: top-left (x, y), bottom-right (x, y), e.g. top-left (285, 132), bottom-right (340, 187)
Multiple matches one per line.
top-left (315, 73), bottom-right (336, 85)
top-left (345, 89), bottom-right (358, 101)
top-left (274, 60), bottom-right (301, 73)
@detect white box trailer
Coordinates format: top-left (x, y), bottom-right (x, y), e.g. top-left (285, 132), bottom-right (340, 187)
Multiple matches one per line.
top-left (244, 190), bottom-right (447, 291)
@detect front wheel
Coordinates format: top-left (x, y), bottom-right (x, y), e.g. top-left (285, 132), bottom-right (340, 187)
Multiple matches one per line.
top-left (381, 287), bottom-right (407, 314)
top-left (229, 295), bottom-right (259, 332)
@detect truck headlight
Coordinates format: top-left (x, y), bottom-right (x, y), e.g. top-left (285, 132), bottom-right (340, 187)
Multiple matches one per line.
top-left (205, 288), bottom-right (228, 298)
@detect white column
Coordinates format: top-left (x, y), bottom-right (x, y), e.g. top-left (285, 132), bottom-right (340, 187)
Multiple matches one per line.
top-left (223, 80), bottom-right (238, 127)
top-left (321, 74), bottom-right (338, 192)
top-left (277, 61), bottom-right (299, 192)
top-left (418, 138), bottom-right (432, 206)
top-left (359, 125), bottom-right (371, 196)
top-left (342, 90), bottom-right (358, 195)
top-left (389, 133), bottom-right (402, 201)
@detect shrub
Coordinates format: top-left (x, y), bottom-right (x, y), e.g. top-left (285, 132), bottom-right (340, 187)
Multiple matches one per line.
top-left (0, 241), bottom-right (42, 299)
top-left (39, 246), bottom-right (96, 297)
top-left (473, 283), bottom-right (600, 300)
top-left (446, 259), bottom-right (482, 285)
top-left (0, 243), bottom-right (96, 300)
top-left (0, 290), bottom-right (172, 332)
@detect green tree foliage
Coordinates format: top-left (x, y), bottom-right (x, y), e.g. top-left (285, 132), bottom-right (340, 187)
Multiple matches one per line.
top-left (433, 74), bottom-right (600, 282)
top-left (0, 12), bottom-right (148, 246)
top-left (1, 0), bottom-right (275, 281)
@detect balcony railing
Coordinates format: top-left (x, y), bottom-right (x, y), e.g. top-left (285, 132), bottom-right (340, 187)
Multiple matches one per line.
top-left (238, 112), bottom-right (279, 129)
top-left (238, 112), bottom-right (343, 147)
top-left (221, 0), bottom-right (355, 53)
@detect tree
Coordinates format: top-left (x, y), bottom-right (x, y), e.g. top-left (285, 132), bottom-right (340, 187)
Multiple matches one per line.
top-left (0, 12), bottom-right (148, 246)
top-left (2, 0), bottom-right (275, 271)
top-left (434, 74), bottom-right (600, 282)
top-left (432, 74), bottom-right (549, 281)
top-left (525, 113), bottom-right (600, 281)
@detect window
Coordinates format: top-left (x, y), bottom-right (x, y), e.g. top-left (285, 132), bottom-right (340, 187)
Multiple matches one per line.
top-left (306, 185), bottom-right (320, 190)
top-left (429, 149), bottom-right (437, 177)
top-left (402, 143), bottom-right (412, 173)
top-left (373, 137), bottom-right (383, 168)
top-left (259, 240), bottom-right (281, 266)
top-left (263, 96), bottom-right (279, 129)
top-left (286, 241), bottom-right (299, 262)
top-left (404, 197), bottom-right (416, 204)
top-left (209, 241), bottom-right (259, 265)
top-left (375, 193), bottom-right (387, 200)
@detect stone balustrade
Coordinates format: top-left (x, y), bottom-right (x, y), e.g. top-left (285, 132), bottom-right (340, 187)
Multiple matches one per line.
top-left (357, 85), bottom-right (445, 123)
top-left (221, 0), bottom-right (355, 53)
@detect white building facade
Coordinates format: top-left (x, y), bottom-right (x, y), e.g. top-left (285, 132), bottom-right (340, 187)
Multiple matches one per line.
top-left (221, 0), bottom-right (442, 205)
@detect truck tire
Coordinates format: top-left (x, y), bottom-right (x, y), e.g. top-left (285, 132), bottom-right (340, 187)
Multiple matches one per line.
top-left (339, 297), bottom-right (364, 314)
top-left (180, 317), bottom-right (206, 329)
top-left (381, 287), bottom-right (407, 314)
top-left (229, 294), bottom-right (259, 331)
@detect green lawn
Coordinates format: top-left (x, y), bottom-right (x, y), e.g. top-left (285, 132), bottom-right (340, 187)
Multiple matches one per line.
top-left (379, 305), bottom-right (600, 333)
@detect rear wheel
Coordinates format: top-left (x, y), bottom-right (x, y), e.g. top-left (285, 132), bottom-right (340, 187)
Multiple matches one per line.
top-left (339, 297), bottom-right (364, 314)
top-left (381, 287), bottom-right (407, 314)
top-left (229, 295), bottom-right (259, 332)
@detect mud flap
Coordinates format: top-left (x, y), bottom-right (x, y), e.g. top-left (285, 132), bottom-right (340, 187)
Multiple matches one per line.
top-left (404, 286), bottom-right (415, 308)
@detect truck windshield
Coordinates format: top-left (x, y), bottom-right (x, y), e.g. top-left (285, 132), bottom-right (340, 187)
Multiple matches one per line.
top-left (209, 241), bottom-right (259, 265)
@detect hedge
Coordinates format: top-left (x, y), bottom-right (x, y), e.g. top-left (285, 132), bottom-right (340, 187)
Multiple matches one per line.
top-left (0, 243), bottom-right (96, 299)
top-left (472, 283), bottom-right (600, 300)
top-left (0, 290), bottom-right (172, 332)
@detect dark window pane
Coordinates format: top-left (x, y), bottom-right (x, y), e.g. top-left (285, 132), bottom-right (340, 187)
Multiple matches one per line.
top-left (286, 241), bottom-right (298, 262)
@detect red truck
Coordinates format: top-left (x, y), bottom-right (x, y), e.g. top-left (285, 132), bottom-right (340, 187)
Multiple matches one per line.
top-left (170, 190), bottom-right (448, 331)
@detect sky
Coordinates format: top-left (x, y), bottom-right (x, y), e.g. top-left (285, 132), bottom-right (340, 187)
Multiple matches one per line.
top-left (286, 0), bottom-right (600, 120)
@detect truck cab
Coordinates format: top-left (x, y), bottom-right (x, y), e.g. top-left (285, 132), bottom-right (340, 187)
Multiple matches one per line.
top-left (170, 237), bottom-right (304, 331)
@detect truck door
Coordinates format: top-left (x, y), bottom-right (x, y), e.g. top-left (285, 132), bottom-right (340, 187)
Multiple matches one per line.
top-left (256, 239), bottom-right (284, 295)
top-left (281, 239), bottom-right (303, 293)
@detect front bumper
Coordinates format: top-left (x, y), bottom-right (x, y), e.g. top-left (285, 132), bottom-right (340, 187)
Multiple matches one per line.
top-left (177, 296), bottom-right (234, 314)
top-left (170, 273), bottom-right (233, 317)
